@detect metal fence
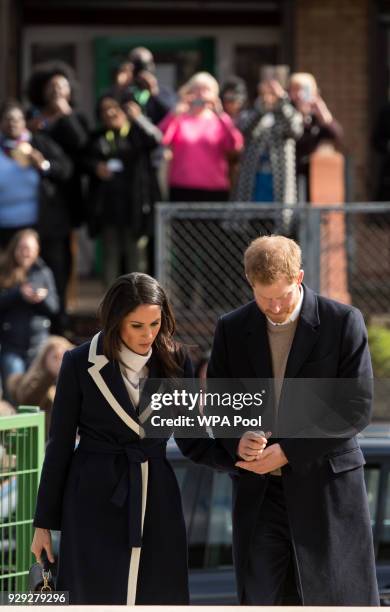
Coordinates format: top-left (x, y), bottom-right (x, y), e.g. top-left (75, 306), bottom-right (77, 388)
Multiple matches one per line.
top-left (0, 408), bottom-right (45, 592)
top-left (156, 202), bottom-right (390, 360)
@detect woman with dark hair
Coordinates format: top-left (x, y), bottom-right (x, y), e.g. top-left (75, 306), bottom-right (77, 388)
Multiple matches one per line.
top-left (85, 95), bottom-right (161, 284)
top-left (26, 62), bottom-right (90, 329)
top-left (221, 75), bottom-right (248, 123)
top-left (0, 228), bottom-right (59, 399)
top-left (31, 272), bottom-right (239, 605)
top-left (0, 100), bottom-right (72, 249)
top-left (26, 61), bottom-right (89, 227)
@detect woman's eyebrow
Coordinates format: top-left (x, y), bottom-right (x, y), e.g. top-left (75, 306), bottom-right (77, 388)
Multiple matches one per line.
top-left (129, 318), bottom-right (161, 324)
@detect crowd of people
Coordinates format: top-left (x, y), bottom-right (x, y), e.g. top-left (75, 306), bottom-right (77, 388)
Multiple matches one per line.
top-left (0, 46), bottom-right (344, 401)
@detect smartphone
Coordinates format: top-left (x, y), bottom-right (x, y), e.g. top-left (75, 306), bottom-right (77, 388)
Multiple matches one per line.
top-left (190, 98), bottom-right (207, 108)
top-left (300, 83), bottom-right (313, 103)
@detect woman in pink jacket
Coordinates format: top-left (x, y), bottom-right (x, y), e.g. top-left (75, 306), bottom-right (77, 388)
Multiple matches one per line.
top-left (159, 72), bottom-right (243, 202)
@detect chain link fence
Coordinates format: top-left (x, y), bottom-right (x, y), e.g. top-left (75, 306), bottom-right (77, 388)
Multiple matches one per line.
top-left (156, 202), bottom-right (390, 361)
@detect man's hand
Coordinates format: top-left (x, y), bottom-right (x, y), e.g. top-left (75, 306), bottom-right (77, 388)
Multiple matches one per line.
top-left (137, 70), bottom-right (159, 96)
top-left (236, 443), bottom-right (288, 474)
top-left (237, 430), bottom-right (268, 461)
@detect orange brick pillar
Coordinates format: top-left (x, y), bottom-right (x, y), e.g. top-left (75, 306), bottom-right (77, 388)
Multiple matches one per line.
top-left (310, 145), bottom-right (351, 305)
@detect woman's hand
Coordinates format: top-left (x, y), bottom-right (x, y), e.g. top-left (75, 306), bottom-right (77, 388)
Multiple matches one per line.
top-left (28, 148), bottom-right (46, 170)
top-left (31, 527), bottom-right (55, 564)
top-left (21, 283), bottom-right (48, 304)
top-left (96, 161), bottom-right (113, 180)
top-left (208, 96), bottom-right (224, 115)
top-left (173, 100), bottom-right (190, 115)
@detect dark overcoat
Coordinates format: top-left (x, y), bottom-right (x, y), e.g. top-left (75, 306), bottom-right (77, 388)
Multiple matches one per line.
top-left (33, 332), bottom-right (234, 605)
top-left (207, 285), bottom-right (380, 606)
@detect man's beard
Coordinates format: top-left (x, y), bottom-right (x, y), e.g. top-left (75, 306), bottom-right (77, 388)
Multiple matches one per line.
top-left (264, 287), bottom-right (300, 324)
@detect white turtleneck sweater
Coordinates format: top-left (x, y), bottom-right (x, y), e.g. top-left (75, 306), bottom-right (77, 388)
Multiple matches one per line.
top-left (118, 342), bottom-right (151, 411)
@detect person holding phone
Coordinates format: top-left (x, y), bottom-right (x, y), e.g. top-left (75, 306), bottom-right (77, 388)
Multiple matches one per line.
top-left (84, 95), bottom-right (162, 285)
top-left (233, 77), bottom-right (303, 207)
top-left (0, 229), bottom-right (59, 400)
top-left (288, 72), bottom-right (343, 196)
top-left (159, 71), bottom-right (243, 203)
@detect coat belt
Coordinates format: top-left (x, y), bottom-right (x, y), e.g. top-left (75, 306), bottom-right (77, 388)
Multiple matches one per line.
top-left (77, 436), bottom-right (166, 547)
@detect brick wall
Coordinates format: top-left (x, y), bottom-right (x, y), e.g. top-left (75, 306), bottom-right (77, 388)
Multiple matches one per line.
top-left (294, 0), bottom-right (371, 201)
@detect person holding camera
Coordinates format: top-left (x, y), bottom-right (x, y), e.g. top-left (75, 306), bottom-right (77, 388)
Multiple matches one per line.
top-left (288, 72), bottom-right (343, 197)
top-left (109, 47), bottom-right (175, 126)
top-left (85, 95), bottom-right (161, 285)
top-left (0, 229), bottom-right (59, 400)
top-left (159, 71), bottom-right (243, 203)
top-left (233, 77), bottom-right (303, 206)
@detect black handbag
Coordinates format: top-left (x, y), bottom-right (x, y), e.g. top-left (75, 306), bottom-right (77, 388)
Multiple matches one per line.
top-left (29, 550), bottom-right (57, 592)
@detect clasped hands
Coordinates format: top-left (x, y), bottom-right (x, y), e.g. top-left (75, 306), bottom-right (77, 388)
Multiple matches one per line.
top-left (235, 431), bottom-right (288, 475)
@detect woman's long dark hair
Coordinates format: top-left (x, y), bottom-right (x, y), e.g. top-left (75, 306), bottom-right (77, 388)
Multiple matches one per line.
top-left (98, 272), bottom-right (184, 377)
top-left (0, 229), bottom-right (40, 288)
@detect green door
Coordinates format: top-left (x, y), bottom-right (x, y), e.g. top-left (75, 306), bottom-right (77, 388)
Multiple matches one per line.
top-left (94, 36), bottom-right (216, 98)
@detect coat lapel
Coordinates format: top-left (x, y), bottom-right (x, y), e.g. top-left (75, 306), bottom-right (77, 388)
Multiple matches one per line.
top-left (88, 332), bottom-right (145, 438)
top-left (245, 301), bottom-right (273, 379)
top-left (284, 285), bottom-right (321, 378)
top-left (137, 354), bottom-right (164, 424)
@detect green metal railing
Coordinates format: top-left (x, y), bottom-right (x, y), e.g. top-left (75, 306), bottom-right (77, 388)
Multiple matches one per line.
top-left (0, 408), bottom-right (45, 592)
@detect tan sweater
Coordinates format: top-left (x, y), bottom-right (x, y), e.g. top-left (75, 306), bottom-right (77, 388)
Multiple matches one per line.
top-left (267, 318), bottom-right (299, 474)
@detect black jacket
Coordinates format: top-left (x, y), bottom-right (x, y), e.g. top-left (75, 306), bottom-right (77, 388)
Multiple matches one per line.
top-left (0, 258), bottom-right (59, 354)
top-left (45, 112), bottom-right (90, 227)
top-left (207, 285), bottom-right (379, 606)
top-left (31, 132), bottom-right (73, 238)
top-left (85, 116), bottom-right (161, 238)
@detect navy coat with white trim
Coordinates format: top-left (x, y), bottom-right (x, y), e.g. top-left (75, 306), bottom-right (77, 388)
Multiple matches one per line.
top-left (207, 285), bottom-right (380, 606)
top-left (33, 332), bottom-right (235, 605)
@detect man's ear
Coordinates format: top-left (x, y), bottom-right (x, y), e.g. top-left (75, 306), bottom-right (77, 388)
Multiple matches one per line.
top-left (245, 273), bottom-right (253, 287)
top-left (298, 269), bottom-right (304, 285)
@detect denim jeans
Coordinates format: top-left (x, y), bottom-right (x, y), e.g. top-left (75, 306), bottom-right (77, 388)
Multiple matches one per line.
top-left (0, 351), bottom-right (27, 402)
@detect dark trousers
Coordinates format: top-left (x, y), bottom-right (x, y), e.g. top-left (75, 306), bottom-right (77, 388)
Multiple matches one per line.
top-left (169, 187), bottom-right (229, 203)
top-left (242, 476), bottom-right (302, 606)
